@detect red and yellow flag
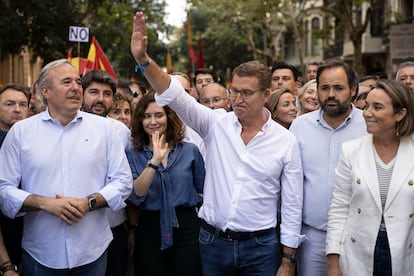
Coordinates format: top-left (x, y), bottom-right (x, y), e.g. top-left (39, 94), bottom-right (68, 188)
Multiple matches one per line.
top-left (196, 38), bottom-right (205, 69)
top-left (85, 37), bottom-right (118, 81)
top-left (186, 12), bottom-right (198, 63)
top-left (68, 48), bottom-right (89, 75)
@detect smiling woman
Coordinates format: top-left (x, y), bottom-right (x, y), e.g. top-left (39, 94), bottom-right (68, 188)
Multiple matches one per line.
top-left (298, 79), bottom-right (318, 115)
top-left (265, 88), bottom-right (297, 129)
top-left (327, 79), bottom-right (414, 275)
top-left (127, 91), bottom-right (205, 276)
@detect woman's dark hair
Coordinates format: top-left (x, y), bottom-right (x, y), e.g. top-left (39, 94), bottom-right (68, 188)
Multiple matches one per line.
top-left (130, 92), bottom-right (185, 150)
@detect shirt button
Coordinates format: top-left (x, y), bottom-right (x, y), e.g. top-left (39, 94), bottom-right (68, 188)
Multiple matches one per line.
top-left (357, 208), bottom-right (361, 214)
top-left (408, 180), bottom-right (413, 186)
top-left (356, 179), bottom-right (361, 185)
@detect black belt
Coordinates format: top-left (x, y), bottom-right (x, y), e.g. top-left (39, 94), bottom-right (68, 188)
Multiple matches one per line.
top-left (201, 220), bottom-right (275, 241)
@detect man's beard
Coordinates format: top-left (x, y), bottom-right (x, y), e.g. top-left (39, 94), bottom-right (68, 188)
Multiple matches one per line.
top-left (320, 99), bottom-right (351, 117)
top-left (82, 102), bottom-right (108, 116)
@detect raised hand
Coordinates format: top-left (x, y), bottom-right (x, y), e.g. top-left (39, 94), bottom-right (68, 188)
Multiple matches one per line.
top-left (131, 12), bottom-right (149, 64)
top-left (151, 130), bottom-right (169, 165)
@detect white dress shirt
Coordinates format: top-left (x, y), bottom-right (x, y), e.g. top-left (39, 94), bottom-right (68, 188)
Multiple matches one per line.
top-left (0, 110), bottom-right (132, 269)
top-left (106, 117), bottom-right (132, 228)
top-left (155, 76), bottom-right (305, 248)
top-left (184, 124), bottom-right (206, 160)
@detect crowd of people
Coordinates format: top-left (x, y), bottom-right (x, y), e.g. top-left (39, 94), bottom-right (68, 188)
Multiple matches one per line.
top-left (0, 11), bottom-right (414, 276)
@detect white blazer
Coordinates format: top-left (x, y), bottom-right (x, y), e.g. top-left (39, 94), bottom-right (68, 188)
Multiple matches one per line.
top-left (326, 134), bottom-right (414, 275)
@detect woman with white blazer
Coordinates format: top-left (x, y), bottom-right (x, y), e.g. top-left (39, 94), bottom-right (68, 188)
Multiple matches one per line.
top-left (326, 79), bottom-right (414, 275)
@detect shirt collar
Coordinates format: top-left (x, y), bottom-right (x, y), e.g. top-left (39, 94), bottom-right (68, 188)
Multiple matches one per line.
top-left (231, 107), bottom-right (272, 133)
top-left (41, 108), bottom-right (83, 125)
top-left (316, 105), bottom-right (358, 130)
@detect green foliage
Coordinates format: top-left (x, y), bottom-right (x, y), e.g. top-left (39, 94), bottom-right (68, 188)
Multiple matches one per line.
top-left (0, 0), bottom-right (168, 80)
top-left (183, 0), bottom-right (314, 78)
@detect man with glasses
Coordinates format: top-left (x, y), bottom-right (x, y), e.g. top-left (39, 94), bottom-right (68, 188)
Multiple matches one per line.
top-left (131, 12), bottom-right (304, 276)
top-left (199, 83), bottom-right (230, 111)
top-left (0, 84), bottom-right (30, 275)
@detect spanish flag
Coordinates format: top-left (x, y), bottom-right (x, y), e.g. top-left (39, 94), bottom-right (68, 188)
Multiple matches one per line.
top-left (68, 48), bottom-right (89, 76)
top-left (85, 37), bottom-right (118, 81)
top-left (186, 12), bottom-right (198, 63)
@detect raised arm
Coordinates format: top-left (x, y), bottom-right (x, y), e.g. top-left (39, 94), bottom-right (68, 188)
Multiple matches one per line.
top-left (130, 12), bottom-right (171, 93)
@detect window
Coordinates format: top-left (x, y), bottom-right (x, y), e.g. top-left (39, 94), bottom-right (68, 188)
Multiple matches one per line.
top-left (311, 17), bottom-right (321, 56)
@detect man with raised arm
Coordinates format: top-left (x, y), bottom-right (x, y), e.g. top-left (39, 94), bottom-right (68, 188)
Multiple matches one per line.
top-left (130, 12), bottom-right (304, 276)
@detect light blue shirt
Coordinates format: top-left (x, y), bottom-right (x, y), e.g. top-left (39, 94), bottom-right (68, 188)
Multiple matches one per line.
top-left (106, 117), bottom-right (132, 228)
top-left (0, 110), bottom-right (132, 269)
top-left (289, 107), bottom-right (366, 230)
top-left (155, 76), bottom-right (305, 248)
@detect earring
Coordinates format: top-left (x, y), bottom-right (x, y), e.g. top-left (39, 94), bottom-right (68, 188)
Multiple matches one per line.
top-left (395, 121), bottom-right (400, 137)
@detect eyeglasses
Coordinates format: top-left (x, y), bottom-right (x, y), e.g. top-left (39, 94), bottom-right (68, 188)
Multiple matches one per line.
top-left (228, 87), bottom-right (263, 99)
top-left (200, 97), bottom-right (227, 105)
top-left (131, 90), bottom-right (141, 98)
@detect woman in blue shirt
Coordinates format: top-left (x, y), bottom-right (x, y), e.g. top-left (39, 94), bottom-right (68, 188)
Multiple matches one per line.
top-left (127, 92), bottom-right (205, 276)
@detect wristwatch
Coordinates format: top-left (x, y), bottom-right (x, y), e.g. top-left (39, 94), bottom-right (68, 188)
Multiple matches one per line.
top-left (282, 253), bottom-right (297, 264)
top-left (127, 223), bottom-right (138, 232)
top-left (87, 194), bottom-right (97, 211)
top-left (146, 160), bottom-right (159, 170)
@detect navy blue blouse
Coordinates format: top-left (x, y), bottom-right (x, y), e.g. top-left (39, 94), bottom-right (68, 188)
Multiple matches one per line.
top-left (127, 141), bottom-right (205, 249)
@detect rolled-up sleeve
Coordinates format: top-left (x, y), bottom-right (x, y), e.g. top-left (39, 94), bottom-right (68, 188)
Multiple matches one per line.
top-left (98, 125), bottom-right (132, 212)
top-left (0, 128), bottom-right (31, 218)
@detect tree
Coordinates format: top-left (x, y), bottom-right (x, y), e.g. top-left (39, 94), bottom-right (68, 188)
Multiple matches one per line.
top-left (0, 0), bottom-right (169, 80)
top-left (321, 0), bottom-right (380, 75)
top-left (184, 0), bottom-right (313, 79)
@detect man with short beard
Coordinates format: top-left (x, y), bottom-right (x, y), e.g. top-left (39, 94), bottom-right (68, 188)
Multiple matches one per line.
top-left (81, 70), bottom-right (132, 276)
top-left (289, 60), bottom-right (367, 276)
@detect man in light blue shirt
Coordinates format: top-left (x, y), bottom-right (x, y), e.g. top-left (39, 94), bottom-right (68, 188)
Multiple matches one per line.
top-left (289, 60), bottom-right (367, 276)
top-left (81, 69), bottom-right (132, 276)
top-left (0, 59), bottom-right (132, 275)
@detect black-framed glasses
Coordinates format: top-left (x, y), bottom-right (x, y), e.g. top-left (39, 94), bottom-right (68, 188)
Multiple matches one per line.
top-left (228, 87), bottom-right (264, 99)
